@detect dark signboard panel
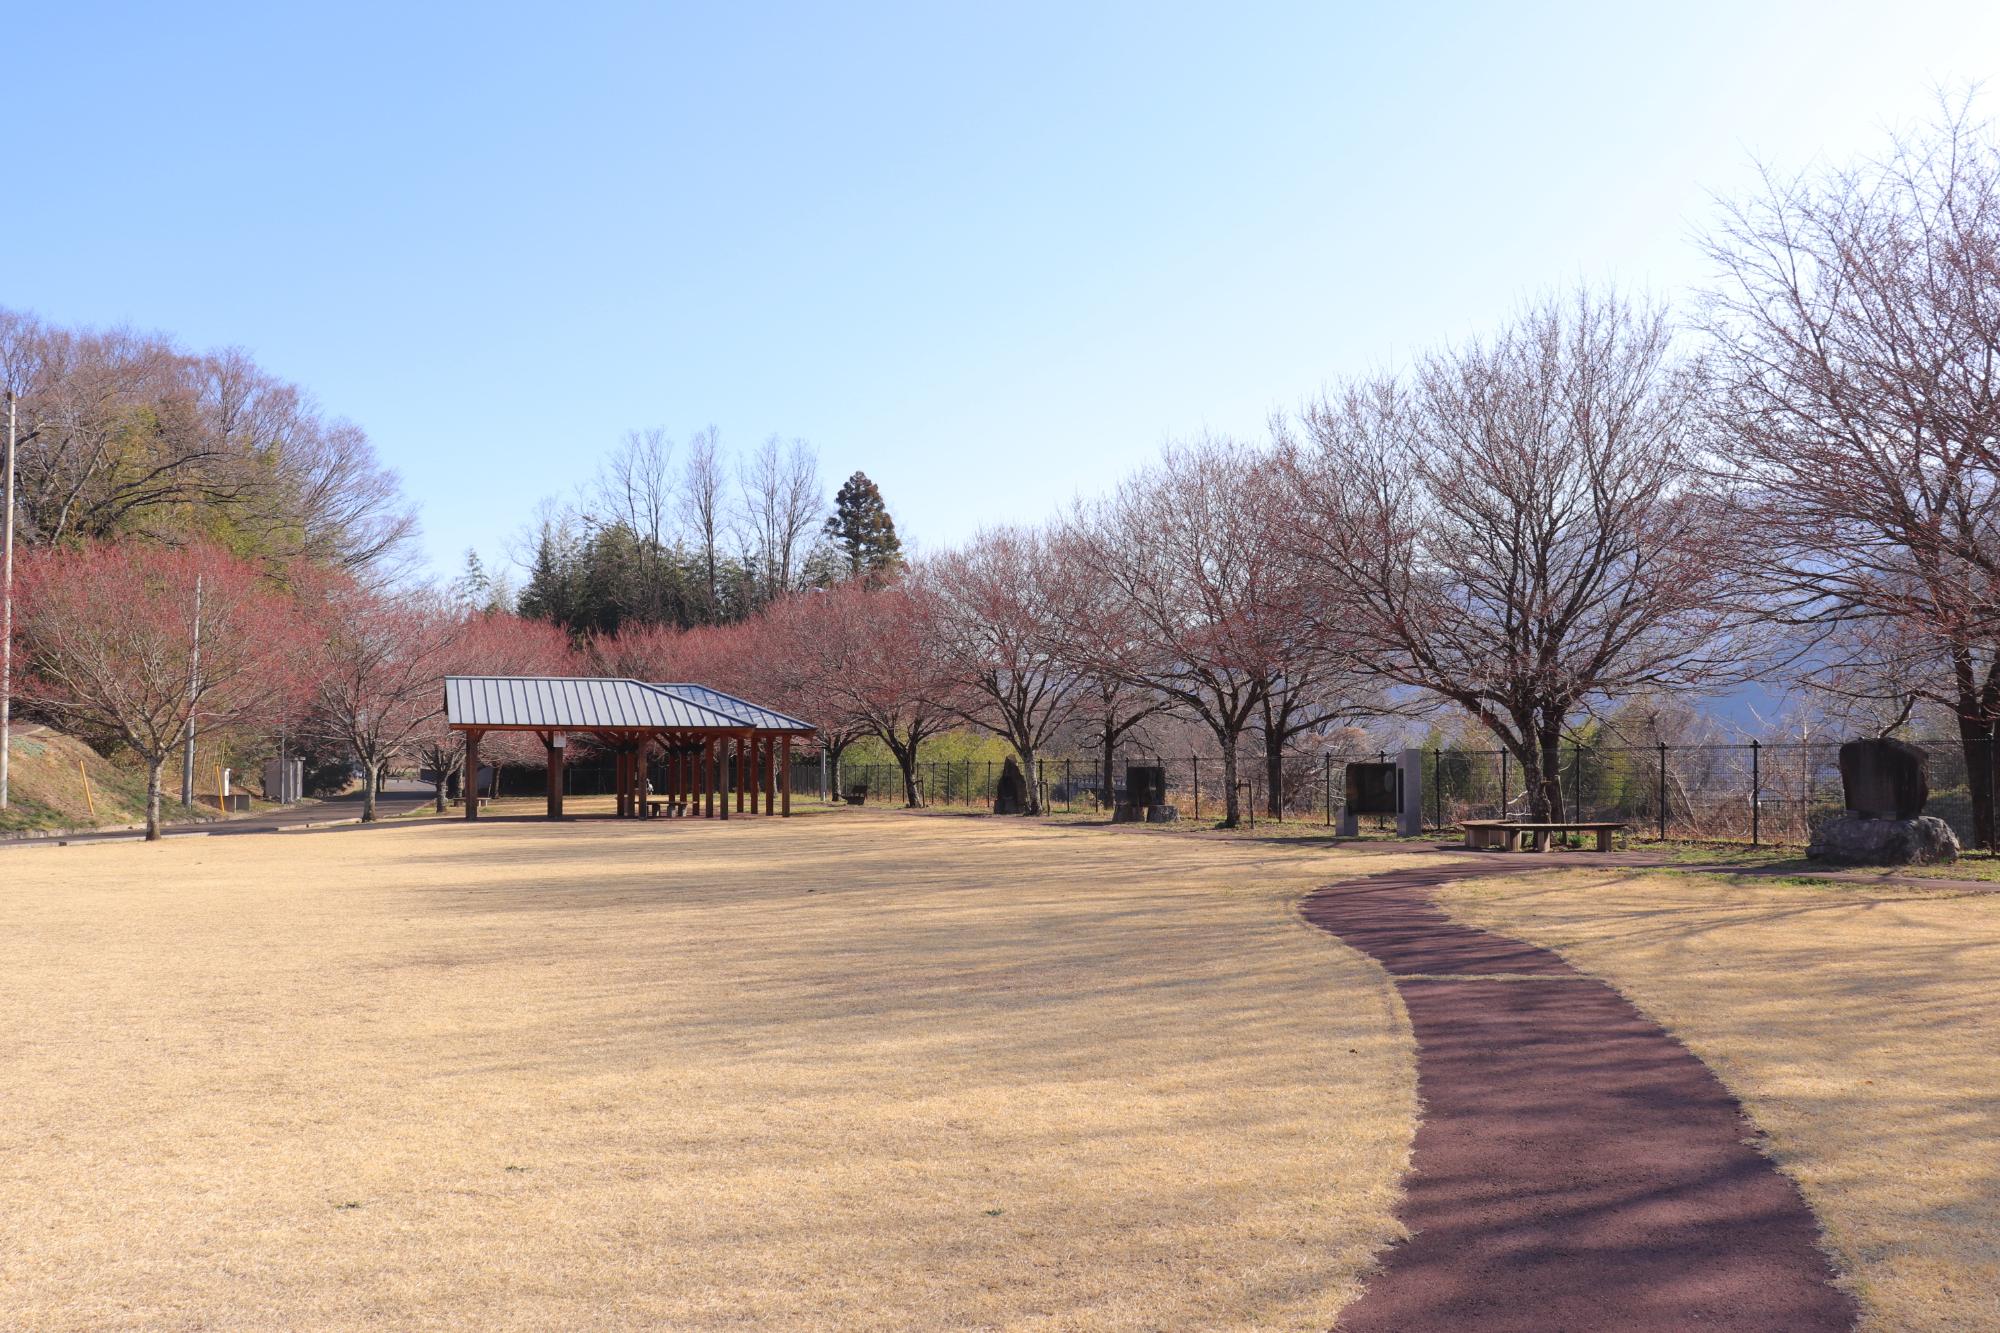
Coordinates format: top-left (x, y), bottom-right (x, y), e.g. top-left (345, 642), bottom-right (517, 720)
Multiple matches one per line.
top-left (1345, 762), bottom-right (1400, 815)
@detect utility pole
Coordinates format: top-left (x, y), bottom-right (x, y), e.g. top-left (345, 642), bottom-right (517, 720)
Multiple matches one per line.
top-left (181, 573), bottom-right (203, 808)
top-left (1, 391), bottom-right (16, 810)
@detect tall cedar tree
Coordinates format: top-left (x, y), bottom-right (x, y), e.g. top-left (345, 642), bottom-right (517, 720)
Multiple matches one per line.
top-left (824, 472), bottom-right (903, 579)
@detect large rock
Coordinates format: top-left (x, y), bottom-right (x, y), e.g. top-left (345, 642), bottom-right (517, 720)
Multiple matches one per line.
top-left (1839, 738), bottom-right (1929, 820)
top-left (993, 758), bottom-right (1028, 815)
top-left (1807, 814), bottom-right (1960, 866)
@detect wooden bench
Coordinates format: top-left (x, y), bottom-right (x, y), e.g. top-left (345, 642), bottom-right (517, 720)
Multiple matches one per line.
top-left (1461, 820), bottom-right (1627, 852)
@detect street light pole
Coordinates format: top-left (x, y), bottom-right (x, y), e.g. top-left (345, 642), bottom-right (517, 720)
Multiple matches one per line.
top-left (1, 391), bottom-right (16, 810)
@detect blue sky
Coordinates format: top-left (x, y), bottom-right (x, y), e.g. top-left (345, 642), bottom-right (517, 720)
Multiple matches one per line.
top-left (7, 1), bottom-right (1999, 580)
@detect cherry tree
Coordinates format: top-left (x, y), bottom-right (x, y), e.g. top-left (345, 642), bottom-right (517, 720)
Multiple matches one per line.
top-left (306, 583), bottom-right (470, 821)
top-left (921, 527), bottom-right (1082, 814)
top-left (411, 612), bottom-right (577, 812)
top-left (790, 579), bottom-right (956, 807)
top-left (14, 541), bottom-right (316, 838)
top-left (1062, 439), bottom-right (1311, 828)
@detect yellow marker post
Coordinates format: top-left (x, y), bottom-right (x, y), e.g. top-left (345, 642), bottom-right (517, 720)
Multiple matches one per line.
top-left (79, 761), bottom-right (95, 817)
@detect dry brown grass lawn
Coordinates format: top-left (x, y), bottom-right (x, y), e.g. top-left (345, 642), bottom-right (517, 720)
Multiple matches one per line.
top-left (1436, 870), bottom-right (2000, 1333)
top-left (0, 810), bottom-right (1424, 1331)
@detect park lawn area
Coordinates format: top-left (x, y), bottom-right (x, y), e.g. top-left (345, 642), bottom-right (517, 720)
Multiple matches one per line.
top-left (0, 811), bottom-right (1423, 1331)
top-left (1435, 869), bottom-right (2000, 1333)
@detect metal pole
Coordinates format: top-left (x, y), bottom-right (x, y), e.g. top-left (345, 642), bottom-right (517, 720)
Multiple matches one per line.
top-left (1750, 739), bottom-right (1761, 846)
top-left (1192, 756), bottom-right (1200, 821)
top-left (181, 573), bottom-right (203, 808)
top-left (1324, 752), bottom-right (1332, 826)
top-left (0, 392), bottom-right (14, 810)
top-left (1499, 748), bottom-right (1508, 818)
top-left (1657, 741), bottom-right (1668, 842)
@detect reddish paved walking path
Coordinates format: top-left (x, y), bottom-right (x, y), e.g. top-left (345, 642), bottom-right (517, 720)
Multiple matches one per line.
top-left (1305, 862), bottom-right (1856, 1332)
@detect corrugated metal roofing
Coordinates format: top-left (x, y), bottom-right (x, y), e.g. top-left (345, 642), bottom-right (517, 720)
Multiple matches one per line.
top-left (443, 677), bottom-right (753, 731)
top-left (649, 683), bottom-right (816, 733)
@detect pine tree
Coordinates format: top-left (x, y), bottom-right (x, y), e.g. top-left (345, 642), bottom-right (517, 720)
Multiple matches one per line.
top-left (823, 471), bottom-right (903, 579)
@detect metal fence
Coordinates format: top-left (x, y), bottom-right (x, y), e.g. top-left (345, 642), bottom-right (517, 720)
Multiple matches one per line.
top-left (802, 737), bottom-right (1999, 849)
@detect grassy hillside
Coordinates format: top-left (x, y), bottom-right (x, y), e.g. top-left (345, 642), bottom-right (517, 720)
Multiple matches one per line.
top-left (0, 724), bottom-right (153, 835)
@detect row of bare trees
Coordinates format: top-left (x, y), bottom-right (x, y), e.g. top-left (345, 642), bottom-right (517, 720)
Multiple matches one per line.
top-left (598, 90), bottom-right (2000, 845)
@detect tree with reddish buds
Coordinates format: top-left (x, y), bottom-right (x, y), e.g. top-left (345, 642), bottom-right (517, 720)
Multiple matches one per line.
top-left (305, 583), bottom-right (471, 821)
top-left (790, 578), bottom-right (955, 807)
top-left (13, 541), bottom-right (318, 839)
top-left (1062, 438), bottom-right (1312, 829)
top-left (921, 527), bottom-right (1082, 814)
top-left (411, 612), bottom-right (578, 812)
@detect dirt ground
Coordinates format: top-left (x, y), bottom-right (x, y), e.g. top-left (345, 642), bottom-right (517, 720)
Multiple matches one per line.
top-left (0, 810), bottom-right (1424, 1331)
top-left (1437, 869), bottom-right (2000, 1333)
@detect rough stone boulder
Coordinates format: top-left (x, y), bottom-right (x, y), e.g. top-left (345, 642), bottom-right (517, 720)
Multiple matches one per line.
top-left (1807, 815), bottom-right (1960, 866)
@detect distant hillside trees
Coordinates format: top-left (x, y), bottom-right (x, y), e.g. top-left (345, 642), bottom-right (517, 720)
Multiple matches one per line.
top-left (515, 428), bottom-right (851, 636)
top-left (0, 307), bottom-right (415, 578)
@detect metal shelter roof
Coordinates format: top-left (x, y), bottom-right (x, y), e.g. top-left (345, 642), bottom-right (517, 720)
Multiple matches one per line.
top-left (444, 677), bottom-right (754, 732)
top-left (650, 683), bottom-right (816, 733)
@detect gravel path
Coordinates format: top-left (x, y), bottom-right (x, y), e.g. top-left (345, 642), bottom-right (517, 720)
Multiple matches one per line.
top-left (1305, 862), bottom-right (1857, 1332)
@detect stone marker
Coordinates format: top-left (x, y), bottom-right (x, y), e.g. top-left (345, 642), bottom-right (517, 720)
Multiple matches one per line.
top-left (1838, 738), bottom-right (1928, 819)
top-left (993, 758), bottom-right (1028, 815)
top-left (1113, 764), bottom-right (1177, 823)
top-left (1808, 737), bottom-right (1959, 865)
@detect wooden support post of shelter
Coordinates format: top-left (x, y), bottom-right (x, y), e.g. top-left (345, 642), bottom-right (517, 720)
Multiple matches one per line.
top-left (464, 729), bottom-right (483, 819)
top-left (781, 734), bottom-right (792, 816)
top-left (543, 730), bottom-right (565, 819)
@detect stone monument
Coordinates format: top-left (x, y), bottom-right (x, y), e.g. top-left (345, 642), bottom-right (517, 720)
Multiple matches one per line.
top-left (993, 758), bottom-right (1029, 815)
top-left (1807, 737), bottom-right (1960, 865)
top-left (1112, 764), bottom-right (1178, 823)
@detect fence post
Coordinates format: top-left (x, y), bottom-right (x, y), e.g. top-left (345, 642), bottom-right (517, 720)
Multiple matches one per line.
top-left (1433, 748), bottom-right (1443, 829)
top-left (1192, 756), bottom-right (1200, 821)
top-left (1750, 739), bottom-right (1761, 846)
top-left (1657, 741), bottom-right (1668, 842)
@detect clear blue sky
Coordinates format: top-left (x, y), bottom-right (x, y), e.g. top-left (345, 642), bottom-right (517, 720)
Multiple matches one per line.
top-left (7, 1), bottom-right (1998, 580)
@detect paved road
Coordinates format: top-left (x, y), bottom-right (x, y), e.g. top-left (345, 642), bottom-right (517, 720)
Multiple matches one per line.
top-left (1, 780), bottom-right (437, 846)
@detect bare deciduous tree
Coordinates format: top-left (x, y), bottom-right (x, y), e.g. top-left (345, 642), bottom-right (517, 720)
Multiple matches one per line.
top-left (681, 426), bottom-right (726, 620)
top-left (1703, 100), bottom-right (2000, 847)
top-left (1281, 291), bottom-right (1761, 821)
top-left (1065, 439), bottom-right (1308, 828)
top-left (923, 527), bottom-right (1082, 814)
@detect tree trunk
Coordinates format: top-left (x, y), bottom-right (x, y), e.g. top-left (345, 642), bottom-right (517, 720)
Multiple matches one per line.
top-left (1959, 722), bottom-right (1996, 852)
top-left (145, 755), bottom-right (165, 841)
top-left (1533, 726), bottom-right (1566, 822)
top-left (1264, 731), bottom-right (1285, 819)
top-left (362, 761), bottom-right (379, 822)
top-left (1100, 724), bottom-right (1116, 814)
top-left (1019, 744), bottom-right (1040, 815)
top-left (890, 740), bottom-right (923, 808)
top-left (432, 769), bottom-right (448, 814)
top-left (1218, 736), bottom-right (1241, 828)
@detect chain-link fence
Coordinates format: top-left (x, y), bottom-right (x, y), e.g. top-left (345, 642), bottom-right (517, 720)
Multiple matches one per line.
top-left (797, 736), bottom-right (1999, 849)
